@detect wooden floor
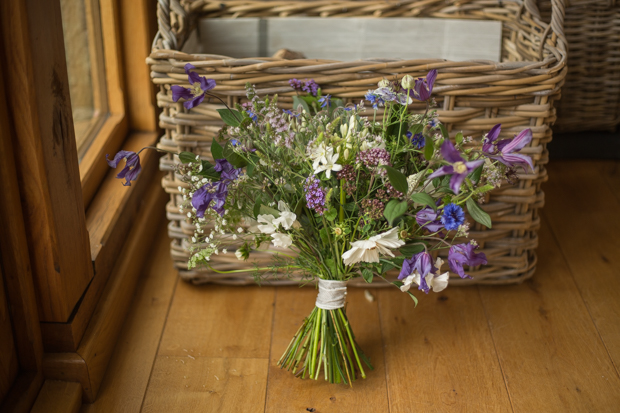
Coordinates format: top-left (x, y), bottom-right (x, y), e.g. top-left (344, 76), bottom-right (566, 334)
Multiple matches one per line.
top-left (80, 160), bottom-right (620, 413)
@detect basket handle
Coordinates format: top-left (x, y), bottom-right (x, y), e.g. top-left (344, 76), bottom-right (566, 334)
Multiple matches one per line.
top-left (153, 0), bottom-right (188, 51)
top-left (524, 0), bottom-right (567, 60)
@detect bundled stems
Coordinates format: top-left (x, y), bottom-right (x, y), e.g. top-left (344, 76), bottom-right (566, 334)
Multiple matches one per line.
top-left (278, 306), bottom-right (372, 385)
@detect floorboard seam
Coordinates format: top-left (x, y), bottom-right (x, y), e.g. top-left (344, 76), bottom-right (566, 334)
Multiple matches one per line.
top-left (376, 290), bottom-right (392, 413)
top-left (601, 161), bottom-right (620, 205)
top-left (540, 211), bottom-right (620, 380)
top-left (476, 286), bottom-right (516, 413)
top-left (138, 274), bottom-right (181, 412)
top-left (263, 287), bottom-right (278, 413)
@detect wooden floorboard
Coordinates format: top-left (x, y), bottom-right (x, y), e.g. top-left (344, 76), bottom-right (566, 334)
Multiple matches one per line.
top-left (79, 160), bottom-right (620, 412)
top-left (544, 161), bottom-right (620, 376)
top-left (80, 225), bottom-right (179, 413)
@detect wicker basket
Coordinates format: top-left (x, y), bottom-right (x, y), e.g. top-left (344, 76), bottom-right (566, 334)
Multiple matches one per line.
top-left (148, 0), bottom-right (567, 286)
top-left (538, 0), bottom-right (619, 132)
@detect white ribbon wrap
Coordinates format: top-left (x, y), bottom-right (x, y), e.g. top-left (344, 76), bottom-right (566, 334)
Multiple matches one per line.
top-left (315, 279), bottom-right (347, 310)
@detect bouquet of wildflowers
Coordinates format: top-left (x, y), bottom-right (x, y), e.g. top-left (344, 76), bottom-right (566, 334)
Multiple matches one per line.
top-left (108, 65), bottom-right (533, 385)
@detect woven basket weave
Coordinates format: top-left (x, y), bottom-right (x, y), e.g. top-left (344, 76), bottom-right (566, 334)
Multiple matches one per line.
top-left (148, 0), bottom-right (567, 286)
top-left (538, 0), bottom-right (619, 132)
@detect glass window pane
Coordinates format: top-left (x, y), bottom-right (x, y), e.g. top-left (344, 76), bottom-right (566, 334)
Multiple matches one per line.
top-left (60, 0), bottom-right (108, 161)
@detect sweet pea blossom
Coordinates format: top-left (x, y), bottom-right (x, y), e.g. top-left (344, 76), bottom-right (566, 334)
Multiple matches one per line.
top-left (342, 227), bottom-right (405, 266)
top-left (400, 256), bottom-right (449, 293)
top-left (271, 233), bottom-right (293, 248)
top-left (409, 69), bottom-right (437, 102)
top-left (398, 251), bottom-right (435, 293)
top-left (107, 150), bottom-right (142, 186)
top-left (257, 214), bottom-right (278, 234)
top-left (428, 139), bottom-right (484, 194)
top-left (448, 243), bottom-right (487, 279)
top-left (482, 124), bottom-right (534, 172)
top-left (171, 63), bottom-right (216, 109)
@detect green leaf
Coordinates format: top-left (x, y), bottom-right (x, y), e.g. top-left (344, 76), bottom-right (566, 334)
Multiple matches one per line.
top-left (455, 132), bottom-right (464, 145)
top-left (324, 207), bottom-right (338, 221)
top-left (179, 151), bottom-right (199, 164)
top-left (409, 124), bottom-right (424, 134)
top-left (253, 197), bottom-right (262, 219)
top-left (469, 165), bottom-right (483, 184)
top-left (362, 268), bottom-right (374, 283)
top-left (466, 198), bottom-right (492, 229)
top-left (380, 261), bottom-right (396, 274)
top-left (198, 167), bottom-right (220, 180)
top-left (424, 135), bottom-right (434, 160)
top-left (325, 258), bottom-right (338, 277)
top-left (292, 96), bottom-right (311, 113)
top-left (343, 202), bottom-right (357, 212)
top-left (217, 108), bottom-right (242, 127)
top-left (383, 199), bottom-right (408, 226)
top-left (223, 142), bottom-right (247, 168)
top-left (319, 228), bottom-right (329, 245)
top-left (439, 123), bottom-right (449, 139)
top-left (383, 165), bottom-right (408, 194)
top-left (410, 192), bottom-right (436, 210)
top-left (246, 154), bottom-right (259, 177)
top-left (259, 204), bottom-right (280, 217)
top-left (211, 139), bottom-right (224, 160)
top-left (474, 184), bottom-right (494, 195)
top-left (399, 244), bottom-right (425, 257)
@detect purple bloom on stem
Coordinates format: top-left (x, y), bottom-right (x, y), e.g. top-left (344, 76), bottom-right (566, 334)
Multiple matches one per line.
top-left (416, 207), bottom-right (443, 233)
top-left (318, 94), bottom-right (331, 108)
top-left (214, 159), bottom-right (241, 181)
top-left (192, 181), bottom-right (229, 217)
top-left (448, 243), bottom-right (487, 279)
top-left (106, 150), bottom-right (142, 186)
top-left (483, 124), bottom-right (534, 172)
top-left (398, 251), bottom-right (436, 294)
top-left (289, 78), bottom-right (302, 91)
top-left (406, 131), bottom-right (425, 149)
top-left (302, 79), bottom-right (320, 96)
top-left (428, 139), bottom-right (484, 194)
top-left (441, 203), bottom-right (465, 231)
top-left (171, 63), bottom-right (216, 110)
top-left (409, 69), bottom-right (437, 102)
top-left (304, 175), bottom-right (327, 215)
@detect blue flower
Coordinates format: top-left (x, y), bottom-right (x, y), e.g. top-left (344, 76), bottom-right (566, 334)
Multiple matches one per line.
top-left (170, 64), bottom-right (216, 110)
top-left (365, 92), bottom-right (384, 110)
top-left (246, 110), bottom-right (258, 122)
top-left (283, 109), bottom-right (300, 118)
top-left (106, 150), bottom-right (142, 186)
top-left (441, 203), bottom-right (465, 231)
top-left (406, 131), bottom-right (425, 149)
top-left (318, 94), bottom-right (331, 108)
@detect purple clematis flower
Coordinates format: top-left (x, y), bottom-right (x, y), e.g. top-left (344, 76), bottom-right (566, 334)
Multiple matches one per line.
top-left (428, 139), bottom-right (484, 194)
top-left (448, 243), bottom-right (487, 279)
top-left (214, 159), bottom-right (241, 181)
top-left (171, 63), bottom-right (216, 110)
top-left (192, 181), bottom-right (229, 217)
top-left (482, 124), bottom-right (534, 172)
top-left (106, 150), bottom-right (142, 186)
top-left (416, 207), bottom-right (443, 233)
top-left (409, 69), bottom-right (437, 102)
top-left (398, 251), bottom-right (436, 293)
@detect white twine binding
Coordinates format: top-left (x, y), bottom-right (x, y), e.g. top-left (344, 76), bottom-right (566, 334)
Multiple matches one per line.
top-left (315, 279), bottom-right (347, 310)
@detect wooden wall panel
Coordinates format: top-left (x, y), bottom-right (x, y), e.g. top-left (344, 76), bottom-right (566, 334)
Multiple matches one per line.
top-left (0, 266), bottom-right (19, 403)
top-left (1, 0), bottom-right (94, 322)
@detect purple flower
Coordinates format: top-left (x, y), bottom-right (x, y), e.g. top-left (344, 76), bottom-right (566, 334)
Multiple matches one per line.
top-left (289, 78), bottom-right (302, 91)
top-left (398, 251), bottom-right (436, 293)
top-left (318, 94), bottom-right (331, 108)
top-left (428, 139), bottom-right (484, 194)
top-left (441, 203), bottom-right (465, 231)
top-left (302, 80), bottom-right (320, 96)
top-left (416, 207), bottom-right (443, 233)
top-left (375, 87), bottom-right (396, 103)
top-left (171, 64), bottom-right (216, 110)
top-left (304, 175), bottom-right (327, 215)
top-left (365, 92), bottom-right (384, 109)
top-left (483, 124), bottom-right (534, 172)
top-left (448, 243), bottom-right (487, 279)
top-left (409, 69), bottom-right (437, 102)
top-left (283, 109), bottom-right (300, 118)
top-left (406, 131), bottom-right (425, 149)
top-left (214, 159), bottom-right (241, 181)
top-left (192, 181), bottom-right (229, 217)
top-left (106, 150), bottom-right (142, 186)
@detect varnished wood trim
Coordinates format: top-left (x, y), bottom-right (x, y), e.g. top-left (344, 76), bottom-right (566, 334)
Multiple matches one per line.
top-left (0, 372), bottom-right (44, 413)
top-left (41, 132), bottom-right (159, 353)
top-left (31, 380), bottom-right (82, 413)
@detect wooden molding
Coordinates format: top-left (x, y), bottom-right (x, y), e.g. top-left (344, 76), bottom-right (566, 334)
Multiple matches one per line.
top-left (30, 380), bottom-right (82, 413)
top-left (41, 132), bottom-right (160, 353)
top-left (43, 170), bottom-right (169, 402)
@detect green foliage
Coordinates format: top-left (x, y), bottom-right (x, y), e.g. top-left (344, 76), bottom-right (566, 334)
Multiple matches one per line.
top-left (410, 192), bottom-right (436, 211)
top-left (466, 198), bottom-right (492, 228)
top-left (362, 268), bottom-right (374, 283)
top-left (217, 108), bottom-right (242, 127)
top-left (211, 139), bottom-right (224, 160)
top-left (383, 166), bottom-right (408, 194)
top-left (383, 200), bottom-right (407, 225)
top-left (179, 151), bottom-right (199, 164)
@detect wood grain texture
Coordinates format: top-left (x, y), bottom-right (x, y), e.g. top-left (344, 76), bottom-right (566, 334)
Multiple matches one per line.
top-left (479, 220), bottom-right (620, 412)
top-left (81, 227), bottom-right (178, 413)
top-left (544, 161), bottom-right (620, 375)
top-left (41, 132), bottom-right (159, 353)
top-left (158, 284), bottom-right (275, 359)
top-left (31, 380), bottom-right (82, 413)
top-left (4, 0), bottom-right (93, 322)
top-left (142, 357), bottom-right (268, 412)
top-left (0, 266), bottom-right (19, 403)
top-left (378, 287), bottom-right (511, 413)
top-left (266, 287), bottom-right (389, 413)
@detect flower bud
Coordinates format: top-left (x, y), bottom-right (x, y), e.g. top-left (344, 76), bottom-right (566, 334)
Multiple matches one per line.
top-left (401, 75), bottom-right (415, 90)
top-left (378, 78), bottom-right (390, 88)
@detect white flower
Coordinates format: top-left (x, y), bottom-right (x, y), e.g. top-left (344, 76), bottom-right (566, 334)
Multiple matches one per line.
top-left (271, 233), bottom-right (292, 248)
top-left (314, 149), bottom-right (343, 179)
top-left (237, 227), bottom-right (244, 233)
top-left (273, 200), bottom-right (299, 230)
top-left (308, 142), bottom-right (328, 169)
top-left (341, 227), bottom-right (405, 266)
top-left (277, 200), bottom-right (290, 212)
top-left (232, 234), bottom-right (238, 240)
top-left (407, 171), bottom-right (436, 198)
top-left (400, 271), bottom-right (420, 292)
top-left (257, 214), bottom-right (277, 234)
top-left (235, 250), bottom-right (245, 261)
top-left (222, 249), bottom-right (227, 254)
